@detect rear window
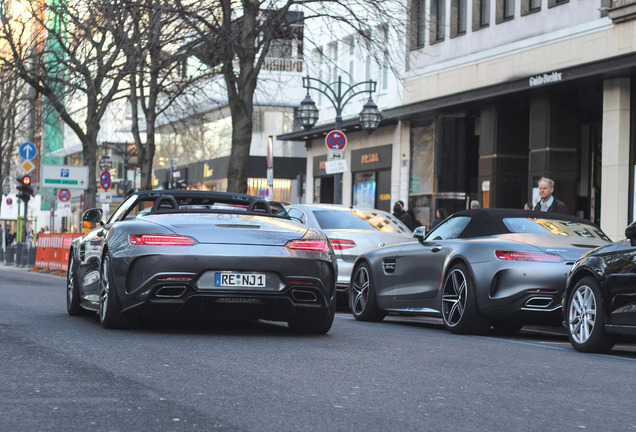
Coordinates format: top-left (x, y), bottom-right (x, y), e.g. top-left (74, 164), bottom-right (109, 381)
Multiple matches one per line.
top-left (313, 209), bottom-right (410, 233)
top-left (503, 217), bottom-right (610, 241)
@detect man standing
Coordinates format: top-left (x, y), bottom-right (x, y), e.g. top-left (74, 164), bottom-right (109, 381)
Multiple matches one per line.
top-left (533, 177), bottom-right (568, 214)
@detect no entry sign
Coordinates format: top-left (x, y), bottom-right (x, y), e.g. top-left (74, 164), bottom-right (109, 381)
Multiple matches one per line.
top-left (325, 130), bottom-right (347, 150)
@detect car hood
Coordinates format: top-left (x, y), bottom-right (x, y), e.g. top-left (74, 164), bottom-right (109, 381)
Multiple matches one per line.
top-left (141, 213), bottom-right (308, 245)
top-left (495, 233), bottom-right (610, 261)
top-left (324, 229), bottom-right (415, 258)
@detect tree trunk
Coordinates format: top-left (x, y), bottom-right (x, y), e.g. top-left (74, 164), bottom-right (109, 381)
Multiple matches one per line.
top-left (226, 95), bottom-right (253, 194)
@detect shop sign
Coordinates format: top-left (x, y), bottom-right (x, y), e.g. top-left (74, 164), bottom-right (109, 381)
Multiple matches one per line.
top-left (351, 145), bottom-right (392, 172)
top-left (529, 71), bottom-right (562, 87)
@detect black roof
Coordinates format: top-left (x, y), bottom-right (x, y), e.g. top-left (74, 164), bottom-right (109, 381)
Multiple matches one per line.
top-left (445, 208), bottom-right (600, 238)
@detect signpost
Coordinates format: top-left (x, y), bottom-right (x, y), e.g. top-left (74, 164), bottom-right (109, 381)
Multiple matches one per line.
top-left (19, 142), bottom-right (37, 160)
top-left (57, 189), bottom-right (71, 202)
top-left (325, 130), bottom-right (347, 150)
top-left (100, 170), bottom-right (112, 191)
top-left (42, 165), bottom-right (89, 190)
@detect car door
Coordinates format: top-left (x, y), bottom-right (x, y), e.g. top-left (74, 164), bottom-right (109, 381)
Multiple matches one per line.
top-left (393, 216), bottom-right (471, 305)
top-left (604, 239), bottom-right (636, 326)
top-left (77, 194), bottom-right (140, 299)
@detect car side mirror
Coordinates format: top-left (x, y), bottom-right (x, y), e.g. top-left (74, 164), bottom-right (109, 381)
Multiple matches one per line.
top-left (626, 221), bottom-right (636, 246)
top-left (82, 208), bottom-right (104, 229)
top-left (413, 226), bottom-right (426, 240)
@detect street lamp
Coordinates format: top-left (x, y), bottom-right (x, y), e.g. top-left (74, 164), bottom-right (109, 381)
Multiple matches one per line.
top-left (296, 75), bottom-right (382, 204)
top-left (99, 152), bottom-right (113, 171)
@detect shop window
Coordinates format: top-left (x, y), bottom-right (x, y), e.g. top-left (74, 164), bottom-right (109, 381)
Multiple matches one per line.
top-left (472, 0), bottom-right (490, 30)
top-left (496, 0), bottom-right (514, 23)
top-left (521, 0), bottom-right (541, 15)
top-left (451, 0), bottom-right (467, 37)
top-left (430, 0), bottom-right (446, 43)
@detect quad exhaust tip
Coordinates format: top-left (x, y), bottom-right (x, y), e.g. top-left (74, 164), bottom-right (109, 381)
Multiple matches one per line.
top-left (291, 289), bottom-right (318, 302)
top-left (155, 285), bottom-right (187, 298)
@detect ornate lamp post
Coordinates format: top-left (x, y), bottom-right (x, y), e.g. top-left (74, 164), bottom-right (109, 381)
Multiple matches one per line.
top-left (296, 75), bottom-right (382, 204)
top-left (99, 152), bottom-right (113, 171)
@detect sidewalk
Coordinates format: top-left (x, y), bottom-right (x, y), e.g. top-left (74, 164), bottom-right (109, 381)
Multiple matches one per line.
top-left (0, 261), bottom-right (65, 277)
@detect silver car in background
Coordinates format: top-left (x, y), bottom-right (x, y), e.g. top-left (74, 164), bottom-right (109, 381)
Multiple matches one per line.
top-left (285, 204), bottom-right (415, 303)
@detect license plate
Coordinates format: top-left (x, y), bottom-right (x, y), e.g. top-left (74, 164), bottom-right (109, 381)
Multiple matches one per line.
top-left (214, 272), bottom-right (266, 288)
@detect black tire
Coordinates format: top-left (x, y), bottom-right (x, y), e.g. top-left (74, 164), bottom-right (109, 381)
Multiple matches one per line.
top-left (99, 253), bottom-right (128, 329)
top-left (66, 253), bottom-right (93, 316)
top-left (349, 263), bottom-right (386, 322)
top-left (441, 263), bottom-right (491, 334)
top-left (288, 300), bottom-right (335, 334)
top-left (567, 277), bottom-right (615, 353)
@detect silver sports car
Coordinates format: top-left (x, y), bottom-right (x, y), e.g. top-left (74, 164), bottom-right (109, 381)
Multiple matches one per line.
top-left (66, 190), bottom-right (337, 333)
top-left (284, 204), bottom-right (415, 299)
top-left (350, 209), bottom-right (611, 334)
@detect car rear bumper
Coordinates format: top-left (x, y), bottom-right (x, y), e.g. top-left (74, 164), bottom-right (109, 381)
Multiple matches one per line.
top-left (109, 244), bottom-right (336, 322)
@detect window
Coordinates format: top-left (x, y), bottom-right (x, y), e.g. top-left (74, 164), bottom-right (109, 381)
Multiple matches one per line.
top-left (426, 216), bottom-right (471, 240)
top-left (413, 0), bottom-right (426, 48)
top-left (521, 0), bottom-right (541, 14)
top-left (496, 0), bottom-right (514, 22)
top-left (430, 0), bottom-right (446, 43)
top-left (451, 0), bottom-right (467, 37)
top-left (548, 0), bottom-right (569, 7)
top-left (472, 0), bottom-right (490, 30)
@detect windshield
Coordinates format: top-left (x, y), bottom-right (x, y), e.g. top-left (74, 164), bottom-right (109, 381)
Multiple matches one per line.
top-left (503, 217), bottom-right (610, 241)
top-left (313, 209), bottom-right (410, 233)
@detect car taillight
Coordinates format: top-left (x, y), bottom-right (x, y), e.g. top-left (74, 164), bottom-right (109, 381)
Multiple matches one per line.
top-left (495, 250), bottom-right (563, 263)
top-left (329, 238), bottom-right (356, 250)
top-left (129, 234), bottom-right (197, 246)
top-left (285, 239), bottom-right (329, 251)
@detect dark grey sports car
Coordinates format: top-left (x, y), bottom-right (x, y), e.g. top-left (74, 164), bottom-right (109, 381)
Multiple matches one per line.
top-left (66, 190), bottom-right (337, 333)
top-left (350, 209), bottom-right (611, 334)
top-left (564, 221), bottom-right (636, 353)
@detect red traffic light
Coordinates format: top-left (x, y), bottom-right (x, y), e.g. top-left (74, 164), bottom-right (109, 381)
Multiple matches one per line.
top-left (21, 176), bottom-right (31, 185)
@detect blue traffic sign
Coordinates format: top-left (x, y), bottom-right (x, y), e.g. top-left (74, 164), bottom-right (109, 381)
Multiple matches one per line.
top-left (325, 130), bottom-right (347, 150)
top-left (19, 142), bottom-right (37, 160)
top-left (100, 170), bottom-right (111, 191)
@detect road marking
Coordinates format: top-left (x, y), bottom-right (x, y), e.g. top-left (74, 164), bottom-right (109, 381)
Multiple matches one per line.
top-left (479, 336), bottom-right (636, 362)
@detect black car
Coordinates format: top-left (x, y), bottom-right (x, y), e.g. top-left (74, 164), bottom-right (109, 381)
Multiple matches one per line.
top-left (350, 209), bottom-right (610, 334)
top-left (564, 221), bottom-right (636, 352)
top-left (66, 190), bottom-right (337, 333)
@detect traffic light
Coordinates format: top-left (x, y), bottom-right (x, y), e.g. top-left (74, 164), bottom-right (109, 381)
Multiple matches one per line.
top-left (16, 175), bottom-right (33, 201)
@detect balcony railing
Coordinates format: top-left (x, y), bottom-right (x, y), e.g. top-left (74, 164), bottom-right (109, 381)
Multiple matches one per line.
top-left (263, 57), bottom-right (304, 72)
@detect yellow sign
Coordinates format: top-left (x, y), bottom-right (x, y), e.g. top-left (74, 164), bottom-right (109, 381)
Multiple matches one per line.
top-left (21, 160), bottom-right (35, 174)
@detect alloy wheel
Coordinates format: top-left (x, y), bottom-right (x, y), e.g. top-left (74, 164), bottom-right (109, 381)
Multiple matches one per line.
top-left (351, 266), bottom-right (369, 315)
top-left (99, 257), bottom-right (110, 323)
top-left (569, 284), bottom-right (596, 344)
top-left (67, 256), bottom-right (75, 304)
top-left (442, 268), bottom-right (467, 327)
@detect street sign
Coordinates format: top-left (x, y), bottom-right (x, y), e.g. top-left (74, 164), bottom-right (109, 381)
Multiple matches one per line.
top-left (100, 170), bottom-right (112, 191)
top-left (325, 130), bottom-right (347, 150)
top-left (57, 189), bottom-right (71, 202)
top-left (325, 159), bottom-right (347, 174)
top-left (6, 197), bottom-right (12, 206)
top-left (42, 165), bottom-right (89, 190)
top-left (328, 150), bottom-right (344, 161)
top-left (21, 160), bottom-right (35, 174)
top-left (19, 142), bottom-right (37, 160)
top-left (100, 193), bottom-right (112, 203)
top-left (58, 189), bottom-right (71, 202)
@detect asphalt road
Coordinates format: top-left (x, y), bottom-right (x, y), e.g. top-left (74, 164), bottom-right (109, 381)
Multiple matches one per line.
top-left (2, 263), bottom-right (636, 431)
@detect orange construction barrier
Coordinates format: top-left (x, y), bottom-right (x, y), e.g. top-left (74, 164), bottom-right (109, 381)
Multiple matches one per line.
top-left (30, 233), bottom-right (82, 274)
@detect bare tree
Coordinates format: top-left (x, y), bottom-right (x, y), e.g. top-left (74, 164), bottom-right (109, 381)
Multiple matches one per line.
top-left (173, 0), bottom-right (406, 194)
top-left (0, 63), bottom-right (32, 195)
top-left (121, 0), bottom-right (218, 190)
top-left (0, 0), bottom-right (134, 208)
